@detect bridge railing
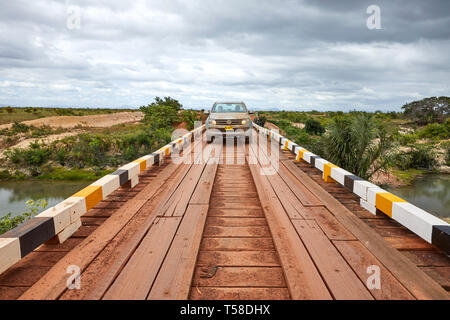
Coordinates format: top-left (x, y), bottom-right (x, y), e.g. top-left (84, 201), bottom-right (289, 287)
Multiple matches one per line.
top-left (253, 122), bottom-right (449, 256)
top-left (0, 125), bottom-right (205, 275)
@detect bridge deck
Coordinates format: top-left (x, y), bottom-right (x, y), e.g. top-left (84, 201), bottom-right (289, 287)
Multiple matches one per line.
top-left (0, 131), bottom-right (448, 300)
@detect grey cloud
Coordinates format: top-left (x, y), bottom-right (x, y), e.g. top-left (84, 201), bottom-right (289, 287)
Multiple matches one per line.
top-left (0, 0), bottom-right (449, 111)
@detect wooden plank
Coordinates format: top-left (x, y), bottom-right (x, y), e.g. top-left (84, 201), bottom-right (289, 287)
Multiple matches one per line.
top-left (247, 143), bottom-right (332, 300)
top-left (190, 287), bottom-right (290, 300)
top-left (276, 161), bottom-right (323, 206)
top-left (280, 154), bottom-right (450, 300)
top-left (203, 226), bottom-right (270, 238)
top-left (191, 266), bottom-right (286, 287)
top-left (196, 251), bottom-right (280, 267)
top-left (292, 220), bottom-right (373, 300)
top-left (333, 240), bottom-right (415, 300)
top-left (207, 208), bottom-right (264, 217)
top-left (148, 204), bottom-right (209, 300)
top-left (384, 236), bottom-right (435, 250)
top-left (200, 238), bottom-right (275, 251)
top-left (161, 164), bottom-right (207, 217)
top-left (206, 217), bottom-right (267, 227)
top-left (300, 206), bottom-right (356, 241)
top-left (102, 217), bottom-right (181, 300)
top-left (420, 267), bottom-right (450, 290)
top-left (190, 163), bottom-right (219, 205)
top-left (401, 250), bottom-right (450, 267)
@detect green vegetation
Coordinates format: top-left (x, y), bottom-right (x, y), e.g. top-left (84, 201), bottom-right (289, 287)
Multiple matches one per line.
top-left (416, 120), bottom-right (450, 140)
top-left (140, 97), bottom-right (182, 130)
top-left (0, 200), bottom-right (47, 235)
top-left (259, 96), bottom-right (449, 186)
top-left (182, 109), bottom-right (198, 131)
top-left (1, 98), bottom-right (200, 182)
top-left (392, 144), bottom-right (438, 171)
top-left (321, 114), bottom-right (393, 180)
top-left (254, 116), bottom-right (267, 127)
top-left (305, 119), bottom-right (325, 136)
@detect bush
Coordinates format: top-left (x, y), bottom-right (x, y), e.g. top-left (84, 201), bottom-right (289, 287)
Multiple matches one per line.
top-left (321, 114), bottom-right (393, 179)
top-left (305, 119), bottom-right (325, 135)
top-left (417, 121), bottom-right (450, 140)
top-left (0, 200), bottom-right (47, 235)
top-left (254, 116), bottom-right (267, 127)
top-left (11, 121), bottom-right (30, 133)
top-left (396, 133), bottom-right (417, 145)
top-left (392, 145), bottom-right (438, 170)
top-left (182, 110), bottom-right (197, 130)
top-left (140, 97), bottom-right (182, 130)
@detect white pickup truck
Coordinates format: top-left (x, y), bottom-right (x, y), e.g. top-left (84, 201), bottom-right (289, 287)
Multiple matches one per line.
top-left (205, 101), bottom-right (253, 143)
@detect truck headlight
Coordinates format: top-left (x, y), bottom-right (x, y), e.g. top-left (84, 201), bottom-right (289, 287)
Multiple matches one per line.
top-left (211, 119), bottom-right (216, 125)
top-left (241, 120), bottom-right (247, 125)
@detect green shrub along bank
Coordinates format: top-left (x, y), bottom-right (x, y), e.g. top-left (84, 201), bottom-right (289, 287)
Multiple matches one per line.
top-left (1, 97), bottom-right (199, 181)
top-left (392, 145), bottom-right (439, 171)
top-left (3, 125), bottom-right (172, 177)
top-left (0, 200), bottom-right (47, 235)
top-left (320, 114), bottom-right (394, 180)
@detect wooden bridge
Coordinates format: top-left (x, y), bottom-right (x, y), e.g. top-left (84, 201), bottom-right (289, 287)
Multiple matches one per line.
top-left (0, 125), bottom-right (449, 300)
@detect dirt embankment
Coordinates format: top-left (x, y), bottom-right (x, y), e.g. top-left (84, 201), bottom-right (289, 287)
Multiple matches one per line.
top-left (0, 112), bottom-right (145, 155)
top-left (0, 112), bottom-right (144, 130)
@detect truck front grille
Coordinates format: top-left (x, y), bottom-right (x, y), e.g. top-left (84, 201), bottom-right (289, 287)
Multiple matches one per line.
top-left (215, 119), bottom-right (242, 125)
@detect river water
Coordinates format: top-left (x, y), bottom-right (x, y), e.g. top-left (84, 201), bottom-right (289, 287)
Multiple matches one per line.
top-left (387, 174), bottom-right (449, 222)
top-left (0, 180), bottom-right (90, 218)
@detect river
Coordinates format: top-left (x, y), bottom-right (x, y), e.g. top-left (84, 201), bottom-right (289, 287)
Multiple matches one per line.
top-left (0, 180), bottom-right (90, 218)
top-left (387, 174), bottom-right (450, 222)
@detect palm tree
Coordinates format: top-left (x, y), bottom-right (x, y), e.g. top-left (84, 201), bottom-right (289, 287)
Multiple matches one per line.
top-left (322, 114), bottom-right (393, 180)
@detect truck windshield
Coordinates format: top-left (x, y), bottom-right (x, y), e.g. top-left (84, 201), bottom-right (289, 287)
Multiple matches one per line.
top-left (211, 103), bottom-right (247, 113)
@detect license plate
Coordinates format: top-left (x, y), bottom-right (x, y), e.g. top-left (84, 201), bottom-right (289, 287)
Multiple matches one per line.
top-left (225, 126), bottom-right (233, 131)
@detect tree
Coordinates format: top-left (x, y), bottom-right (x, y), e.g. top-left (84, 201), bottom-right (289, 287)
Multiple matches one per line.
top-left (140, 97), bottom-right (182, 130)
top-left (401, 96), bottom-right (449, 125)
top-left (321, 114), bottom-right (393, 180)
top-left (305, 119), bottom-right (325, 135)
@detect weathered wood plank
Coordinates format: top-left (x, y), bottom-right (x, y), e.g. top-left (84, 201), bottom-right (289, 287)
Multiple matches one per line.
top-left (292, 220), bottom-right (373, 300)
top-left (102, 217), bottom-right (181, 300)
top-left (333, 240), bottom-right (415, 300)
top-left (148, 205), bottom-right (209, 300)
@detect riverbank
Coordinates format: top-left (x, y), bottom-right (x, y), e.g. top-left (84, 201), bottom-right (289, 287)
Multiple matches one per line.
top-left (0, 167), bottom-right (113, 181)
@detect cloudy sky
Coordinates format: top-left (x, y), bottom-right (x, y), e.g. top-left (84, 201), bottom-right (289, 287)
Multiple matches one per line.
top-left (0, 0), bottom-right (449, 111)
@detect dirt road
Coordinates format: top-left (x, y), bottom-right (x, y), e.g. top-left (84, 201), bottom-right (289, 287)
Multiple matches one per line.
top-left (0, 112), bottom-right (144, 130)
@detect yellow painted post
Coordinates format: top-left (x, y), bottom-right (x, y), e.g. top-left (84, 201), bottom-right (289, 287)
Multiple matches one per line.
top-left (375, 193), bottom-right (406, 217)
top-left (132, 159), bottom-right (147, 172)
top-left (72, 185), bottom-right (103, 211)
top-left (297, 149), bottom-right (308, 162)
top-left (284, 140), bottom-right (289, 150)
top-left (323, 163), bottom-right (338, 182)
